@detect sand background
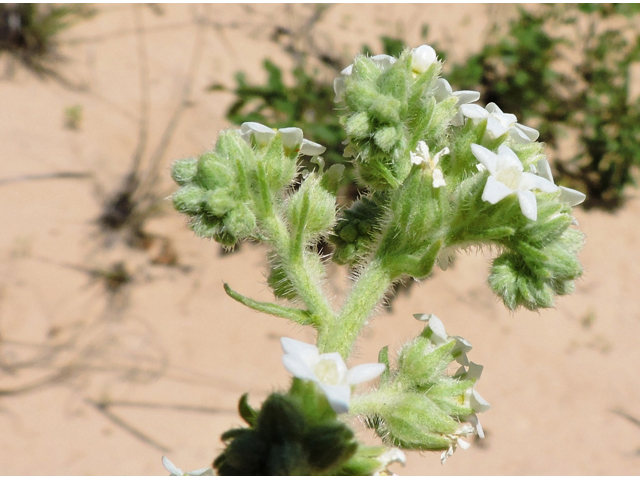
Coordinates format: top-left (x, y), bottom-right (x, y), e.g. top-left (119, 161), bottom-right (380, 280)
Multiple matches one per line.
top-left (1, 4), bottom-right (639, 475)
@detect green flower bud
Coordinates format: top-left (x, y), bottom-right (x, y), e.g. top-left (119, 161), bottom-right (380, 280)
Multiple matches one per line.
top-left (172, 185), bottom-right (205, 214)
top-left (196, 152), bottom-right (235, 190)
top-left (203, 188), bottom-right (235, 217)
top-left (330, 194), bottom-right (385, 266)
top-left (170, 157), bottom-right (198, 185)
top-left (225, 206), bottom-right (257, 239)
top-left (286, 175), bottom-right (336, 243)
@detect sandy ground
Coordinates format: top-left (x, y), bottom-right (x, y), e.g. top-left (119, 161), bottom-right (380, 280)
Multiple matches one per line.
top-left (1, 4), bottom-right (639, 476)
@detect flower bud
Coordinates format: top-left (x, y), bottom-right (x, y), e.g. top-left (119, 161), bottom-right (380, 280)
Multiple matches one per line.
top-left (410, 44), bottom-right (437, 74)
top-left (170, 157), bottom-right (198, 185)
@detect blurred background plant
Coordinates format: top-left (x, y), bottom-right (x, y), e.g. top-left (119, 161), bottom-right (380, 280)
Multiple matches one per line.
top-left (0, 3), bottom-right (95, 77)
top-left (213, 4), bottom-right (640, 211)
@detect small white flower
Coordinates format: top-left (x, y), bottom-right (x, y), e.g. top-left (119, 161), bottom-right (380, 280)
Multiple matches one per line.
top-left (471, 143), bottom-right (558, 221)
top-left (240, 122), bottom-right (326, 156)
top-left (434, 78), bottom-right (481, 126)
top-left (281, 337), bottom-right (386, 414)
top-left (410, 44), bottom-right (437, 74)
top-left (162, 456), bottom-right (214, 476)
top-left (240, 121), bottom-right (276, 146)
top-left (466, 388), bottom-right (491, 413)
top-left (410, 141), bottom-right (449, 188)
top-left (412, 313), bottom-right (472, 366)
top-left (333, 54), bottom-right (397, 102)
top-left (374, 447), bottom-right (406, 476)
top-left (535, 157), bottom-right (586, 207)
top-left (440, 425), bottom-right (475, 464)
top-left (460, 102), bottom-right (539, 143)
top-left (278, 126), bottom-right (327, 156)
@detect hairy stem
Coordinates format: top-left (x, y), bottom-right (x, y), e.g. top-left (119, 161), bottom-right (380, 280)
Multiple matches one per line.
top-left (318, 258), bottom-right (393, 357)
top-left (261, 211), bottom-right (336, 330)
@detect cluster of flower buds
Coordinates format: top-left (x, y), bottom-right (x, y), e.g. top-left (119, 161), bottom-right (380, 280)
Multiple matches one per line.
top-left (350, 314), bottom-right (489, 464)
top-left (171, 122), bottom-right (328, 246)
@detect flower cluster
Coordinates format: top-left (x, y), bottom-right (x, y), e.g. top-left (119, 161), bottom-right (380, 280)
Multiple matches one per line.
top-left (168, 41), bottom-right (586, 476)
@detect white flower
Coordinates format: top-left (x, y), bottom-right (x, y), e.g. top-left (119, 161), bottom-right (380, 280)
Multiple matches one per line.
top-left (413, 313), bottom-right (473, 365)
top-left (281, 337), bottom-right (386, 414)
top-left (535, 157), bottom-right (586, 207)
top-left (460, 102), bottom-right (539, 143)
top-left (239, 121), bottom-right (276, 146)
top-left (410, 141), bottom-right (449, 188)
top-left (278, 126), bottom-right (327, 156)
top-left (471, 143), bottom-right (558, 221)
top-left (440, 434), bottom-right (472, 465)
top-left (374, 448), bottom-right (406, 476)
top-left (162, 456), bottom-right (214, 476)
top-left (434, 78), bottom-right (481, 126)
top-left (239, 122), bottom-right (326, 156)
top-left (410, 44), bottom-right (437, 74)
top-left (333, 54), bottom-right (397, 102)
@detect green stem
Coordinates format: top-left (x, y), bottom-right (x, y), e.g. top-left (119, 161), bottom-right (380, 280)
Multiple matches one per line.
top-left (261, 211), bottom-right (336, 331)
top-left (318, 258), bottom-right (393, 357)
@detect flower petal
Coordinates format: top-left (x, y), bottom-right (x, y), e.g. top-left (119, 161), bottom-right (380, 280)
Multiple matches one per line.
top-left (432, 169), bottom-right (446, 188)
top-left (371, 54), bottom-right (397, 71)
top-left (469, 389), bottom-right (491, 413)
top-left (485, 102), bottom-right (503, 114)
top-left (162, 456), bottom-right (184, 476)
top-left (482, 176), bottom-right (515, 204)
top-left (516, 189), bottom-right (538, 221)
top-left (282, 353), bottom-right (317, 382)
top-left (453, 90), bottom-right (481, 105)
top-left (471, 143), bottom-right (498, 174)
top-left (457, 438), bottom-right (471, 450)
top-left (410, 44), bottom-right (437, 73)
top-left (559, 186), bottom-right (586, 206)
top-left (485, 116), bottom-right (509, 139)
top-left (460, 103), bottom-right (488, 120)
top-left (278, 127), bottom-right (304, 149)
top-left (536, 158), bottom-right (554, 183)
top-left (516, 123), bottom-right (540, 141)
top-left (520, 172), bottom-right (558, 193)
top-left (427, 314), bottom-right (449, 345)
top-left (377, 448), bottom-right (406, 468)
top-left (496, 144), bottom-right (523, 170)
top-left (318, 352), bottom-right (348, 383)
top-left (346, 363), bottom-right (386, 385)
top-left (240, 121), bottom-right (276, 145)
top-left (432, 147), bottom-right (450, 167)
top-left (468, 413), bottom-right (485, 438)
top-left (300, 138), bottom-right (326, 156)
top-left (281, 337), bottom-right (318, 358)
top-left (454, 336), bottom-right (472, 354)
top-left (319, 384), bottom-right (351, 414)
top-left (466, 361), bottom-right (484, 380)
top-left (510, 126), bottom-right (534, 143)
top-left (434, 78), bottom-right (453, 102)
top-left (187, 468), bottom-right (215, 476)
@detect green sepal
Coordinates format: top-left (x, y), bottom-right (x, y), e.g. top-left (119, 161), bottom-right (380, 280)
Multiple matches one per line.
top-left (238, 393), bottom-right (258, 427)
top-left (378, 346), bottom-right (390, 384)
top-left (386, 239), bottom-right (443, 279)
